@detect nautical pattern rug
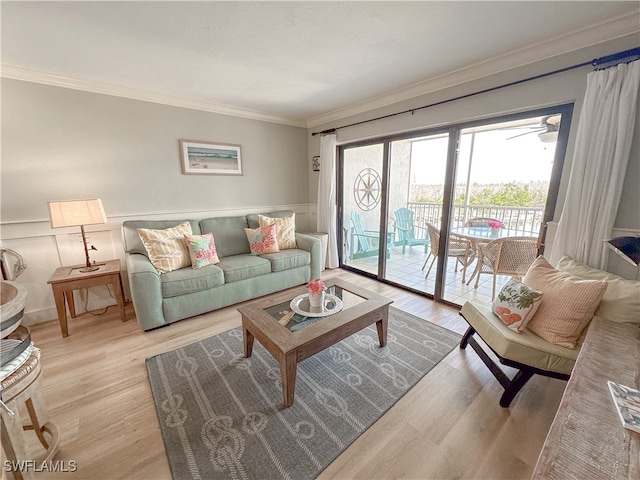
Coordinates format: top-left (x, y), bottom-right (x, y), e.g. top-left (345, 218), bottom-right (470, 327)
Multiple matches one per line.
top-left (146, 307), bottom-right (461, 480)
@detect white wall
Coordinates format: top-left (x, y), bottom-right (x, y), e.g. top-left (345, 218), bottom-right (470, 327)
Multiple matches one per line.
top-left (1, 79), bottom-right (313, 324)
top-left (307, 35), bottom-right (640, 277)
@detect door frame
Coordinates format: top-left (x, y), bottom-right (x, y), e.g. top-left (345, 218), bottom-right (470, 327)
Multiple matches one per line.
top-left (336, 102), bottom-right (574, 304)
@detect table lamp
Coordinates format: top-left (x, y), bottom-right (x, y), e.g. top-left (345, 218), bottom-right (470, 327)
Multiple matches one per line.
top-left (604, 236), bottom-right (640, 267)
top-left (48, 199), bottom-right (107, 272)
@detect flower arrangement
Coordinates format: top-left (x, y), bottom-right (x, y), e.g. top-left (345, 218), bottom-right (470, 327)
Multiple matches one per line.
top-left (307, 279), bottom-right (325, 296)
top-left (487, 220), bottom-right (503, 229)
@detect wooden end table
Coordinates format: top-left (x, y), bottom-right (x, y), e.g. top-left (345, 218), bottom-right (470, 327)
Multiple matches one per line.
top-left (238, 278), bottom-right (393, 407)
top-left (47, 259), bottom-right (127, 337)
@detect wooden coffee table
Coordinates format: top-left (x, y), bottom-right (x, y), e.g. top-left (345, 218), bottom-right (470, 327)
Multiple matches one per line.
top-left (237, 279), bottom-right (393, 407)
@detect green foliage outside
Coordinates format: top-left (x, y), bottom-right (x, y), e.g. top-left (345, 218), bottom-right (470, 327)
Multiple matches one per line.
top-left (414, 182), bottom-right (547, 207)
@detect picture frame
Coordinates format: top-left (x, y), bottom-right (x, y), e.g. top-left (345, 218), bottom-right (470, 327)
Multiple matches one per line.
top-left (179, 140), bottom-right (243, 175)
top-left (312, 155), bottom-right (320, 172)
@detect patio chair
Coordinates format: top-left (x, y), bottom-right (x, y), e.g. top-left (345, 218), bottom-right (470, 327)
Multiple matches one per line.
top-left (349, 212), bottom-right (392, 260)
top-left (422, 223), bottom-right (473, 282)
top-left (473, 237), bottom-right (539, 299)
top-left (392, 208), bottom-right (430, 254)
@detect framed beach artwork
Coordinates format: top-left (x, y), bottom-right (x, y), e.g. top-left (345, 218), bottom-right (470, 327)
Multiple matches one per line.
top-left (179, 140), bottom-right (243, 175)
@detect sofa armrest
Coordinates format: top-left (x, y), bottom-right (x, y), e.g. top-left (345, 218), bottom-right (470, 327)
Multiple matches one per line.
top-left (125, 253), bottom-right (165, 330)
top-left (295, 233), bottom-right (322, 280)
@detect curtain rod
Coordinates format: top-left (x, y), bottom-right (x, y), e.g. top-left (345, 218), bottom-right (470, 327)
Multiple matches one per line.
top-left (312, 47), bottom-right (640, 137)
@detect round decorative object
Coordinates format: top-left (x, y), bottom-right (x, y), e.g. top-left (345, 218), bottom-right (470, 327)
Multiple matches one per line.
top-left (354, 168), bottom-right (382, 211)
top-left (290, 294), bottom-right (343, 318)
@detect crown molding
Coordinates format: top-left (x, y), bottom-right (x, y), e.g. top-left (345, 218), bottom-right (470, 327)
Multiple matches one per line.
top-left (0, 65), bottom-right (308, 128)
top-left (1, 10), bottom-right (637, 131)
top-left (306, 12), bottom-right (640, 128)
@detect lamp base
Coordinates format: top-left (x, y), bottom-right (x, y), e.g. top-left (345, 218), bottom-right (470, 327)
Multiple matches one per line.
top-left (79, 265), bottom-right (100, 273)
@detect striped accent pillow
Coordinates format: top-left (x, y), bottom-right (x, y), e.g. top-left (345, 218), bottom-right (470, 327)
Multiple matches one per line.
top-left (137, 222), bottom-right (192, 273)
top-left (523, 256), bottom-right (607, 349)
top-left (258, 213), bottom-right (297, 250)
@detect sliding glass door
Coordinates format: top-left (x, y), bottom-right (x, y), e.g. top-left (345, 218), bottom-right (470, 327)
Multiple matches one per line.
top-left (341, 143), bottom-right (386, 276)
top-left (339, 104), bottom-right (573, 306)
top-left (387, 133), bottom-right (449, 295)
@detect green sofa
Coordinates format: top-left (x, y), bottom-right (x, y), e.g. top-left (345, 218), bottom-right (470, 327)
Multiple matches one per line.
top-left (122, 210), bottom-right (322, 331)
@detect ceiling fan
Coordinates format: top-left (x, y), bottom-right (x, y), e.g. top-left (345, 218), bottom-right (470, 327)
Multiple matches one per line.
top-left (506, 115), bottom-right (562, 142)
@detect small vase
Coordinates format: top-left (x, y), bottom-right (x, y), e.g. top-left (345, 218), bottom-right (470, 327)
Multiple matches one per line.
top-left (308, 291), bottom-right (325, 309)
top-left (491, 227), bottom-right (500, 235)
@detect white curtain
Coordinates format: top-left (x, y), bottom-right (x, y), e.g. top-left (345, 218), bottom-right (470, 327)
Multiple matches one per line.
top-left (317, 133), bottom-right (339, 268)
top-left (550, 60), bottom-right (640, 269)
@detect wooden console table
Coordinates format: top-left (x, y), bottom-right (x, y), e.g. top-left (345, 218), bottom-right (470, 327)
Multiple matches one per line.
top-left (47, 259), bottom-right (127, 337)
top-left (532, 317), bottom-right (640, 479)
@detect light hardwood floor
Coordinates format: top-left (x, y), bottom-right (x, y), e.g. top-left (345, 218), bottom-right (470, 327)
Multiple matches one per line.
top-left (21, 269), bottom-right (566, 479)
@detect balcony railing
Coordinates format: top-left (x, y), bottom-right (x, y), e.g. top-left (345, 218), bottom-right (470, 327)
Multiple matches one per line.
top-left (407, 202), bottom-right (544, 235)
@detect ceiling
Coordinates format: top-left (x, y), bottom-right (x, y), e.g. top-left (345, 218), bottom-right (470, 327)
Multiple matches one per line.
top-left (2, 1), bottom-right (639, 127)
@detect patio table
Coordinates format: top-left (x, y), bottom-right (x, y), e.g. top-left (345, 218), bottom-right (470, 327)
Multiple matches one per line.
top-left (451, 227), bottom-right (538, 285)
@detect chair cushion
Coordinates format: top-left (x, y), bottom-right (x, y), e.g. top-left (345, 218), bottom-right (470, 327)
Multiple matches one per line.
top-left (557, 255), bottom-right (640, 324)
top-left (261, 249), bottom-right (311, 272)
top-left (216, 255), bottom-right (271, 283)
top-left (161, 264), bottom-right (224, 297)
top-left (461, 301), bottom-right (578, 375)
top-left (523, 256), bottom-right (607, 349)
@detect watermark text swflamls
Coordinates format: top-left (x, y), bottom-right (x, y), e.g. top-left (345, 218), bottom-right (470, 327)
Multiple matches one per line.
top-left (3, 460), bottom-right (78, 473)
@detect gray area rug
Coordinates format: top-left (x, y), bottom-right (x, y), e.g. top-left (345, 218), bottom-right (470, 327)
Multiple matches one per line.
top-left (146, 307), bottom-right (461, 480)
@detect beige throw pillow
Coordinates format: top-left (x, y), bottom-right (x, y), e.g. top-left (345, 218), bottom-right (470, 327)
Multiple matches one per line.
top-left (557, 255), bottom-right (640, 324)
top-left (258, 213), bottom-right (297, 249)
top-left (137, 222), bottom-right (193, 273)
top-left (523, 256), bottom-right (608, 349)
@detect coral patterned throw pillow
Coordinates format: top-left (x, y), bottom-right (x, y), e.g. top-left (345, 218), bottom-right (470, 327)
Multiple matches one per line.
top-left (244, 223), bottom-right (280, 255)
top-left (184, 233), bottom-right (220, 268)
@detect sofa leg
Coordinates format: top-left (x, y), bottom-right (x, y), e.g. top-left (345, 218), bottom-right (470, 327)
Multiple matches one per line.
top-left (460, 326), bottom-right (475, 349)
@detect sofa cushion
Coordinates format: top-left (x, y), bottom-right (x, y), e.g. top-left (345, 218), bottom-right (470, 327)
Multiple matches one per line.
top-left (137, 222), bottom-right (193, 273)
top-left (523, 256), bottom-right (608, 349)
top-left (200, 216), bottom-right (250, 258)
top-left (216, 255), bottom-right (271, 283)
top-left (258, 213), bottom-right (297, 249)
top-left (261, 248), bottom-right (311, 272)
top-left (461, 301), bottom-right (578, 375)
top-left (161, 264), bottom-right (225, 298)
top-left (557, 255), bottom-right (640, 324)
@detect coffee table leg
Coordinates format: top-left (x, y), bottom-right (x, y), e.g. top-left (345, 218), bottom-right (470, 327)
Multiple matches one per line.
top-left (243, 324), bottom-right (254, 358)
top-left (376, 315), bottom-right (388, 347)
top-left (280, 352), bottom-right (298, 407)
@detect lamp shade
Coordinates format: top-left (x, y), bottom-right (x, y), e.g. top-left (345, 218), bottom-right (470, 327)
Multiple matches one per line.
top-left (604, 236), bottom-right (640, 266)
top-left (48, 199), bottom-right (107, 228)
